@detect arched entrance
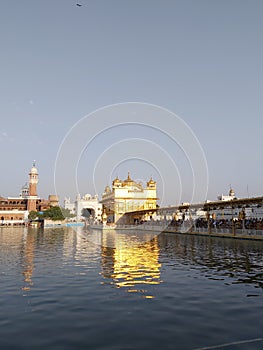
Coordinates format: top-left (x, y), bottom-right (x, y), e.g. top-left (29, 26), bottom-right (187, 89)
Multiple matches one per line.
top-left (81, 207), bottom-right (95, 219)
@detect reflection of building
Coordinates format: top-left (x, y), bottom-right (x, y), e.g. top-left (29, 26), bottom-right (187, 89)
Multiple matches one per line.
top-left (22, 229), bottom-right (35, 291)
top-left (100, 232), bottom-right (161, 297)
top-left (100, 173), bottom-right (158, 224)
top-left (0, 227), bottom-right (35, 291)
top-left (64, 194), bottom-right (102, 221)
top-left (0, 162), bottom-right (58, 225)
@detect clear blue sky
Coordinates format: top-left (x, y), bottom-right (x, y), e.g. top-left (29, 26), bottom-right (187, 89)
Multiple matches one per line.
top-left (0, 0), bottom-right (263, 205)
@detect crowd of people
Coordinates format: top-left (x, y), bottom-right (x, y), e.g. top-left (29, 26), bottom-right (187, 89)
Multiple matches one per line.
top-left (167, 217), bottom-right (263, 231)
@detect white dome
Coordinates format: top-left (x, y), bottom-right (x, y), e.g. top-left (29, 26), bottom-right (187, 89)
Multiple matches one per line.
top-left (30, 166), bottom-right (38, 174)
top-left (30, 161), bottom-right (38, 174)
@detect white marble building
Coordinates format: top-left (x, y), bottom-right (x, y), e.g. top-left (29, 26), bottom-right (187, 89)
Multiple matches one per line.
top-left (64, 194), bottom-right (102, 222)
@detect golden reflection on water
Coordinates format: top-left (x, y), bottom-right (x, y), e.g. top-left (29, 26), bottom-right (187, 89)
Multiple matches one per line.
top-left (100, 231), bottom-right (161, 298)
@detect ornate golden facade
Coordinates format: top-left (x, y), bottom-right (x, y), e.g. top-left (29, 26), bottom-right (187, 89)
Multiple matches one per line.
top-left (101, 172), bottom-right (158, 224)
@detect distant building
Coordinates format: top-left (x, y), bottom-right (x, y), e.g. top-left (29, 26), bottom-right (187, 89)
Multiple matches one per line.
top-left (0, 162), bottom-right (58, 225)
top-left (20, 183), bottom-right (29, 198)
top-left (217, 188), bottom-right (236, 201)
top-left (208, 188), bottom-right (263, 221)
top-left (64, 194), bottom-right (102, 222)
top-left (100, 172), bottom-right (158, 224)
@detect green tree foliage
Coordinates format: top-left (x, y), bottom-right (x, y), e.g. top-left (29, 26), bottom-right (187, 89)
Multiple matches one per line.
top-left (28, 206), bottom-right (72, 221)
top-left (28, 210), bottom-right (38, 220)
top-left (42, 206), bottom-right (65, 221)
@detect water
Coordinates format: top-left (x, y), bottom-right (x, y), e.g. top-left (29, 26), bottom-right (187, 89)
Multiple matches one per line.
top-left (0, 226), bottom-right (262, 350)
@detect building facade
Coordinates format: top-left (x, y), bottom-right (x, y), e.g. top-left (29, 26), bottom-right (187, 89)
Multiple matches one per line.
top-left (64, 194), bottom-right (102, 222)
top-left (211, 188), bottom-right (263, 221)
top-left (217, 188), bottom-right (236, 202)
top-left (0, 162), bottom-right (58, 225)
top-left (100, 173), bottom-right (158, 224)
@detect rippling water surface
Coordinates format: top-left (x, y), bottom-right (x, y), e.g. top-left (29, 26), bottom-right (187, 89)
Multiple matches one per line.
top-left (0, 226), bottom-right (262, 350)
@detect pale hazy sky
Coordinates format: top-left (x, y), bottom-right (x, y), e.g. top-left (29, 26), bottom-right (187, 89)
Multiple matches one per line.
top-left (1, 0), bottom-right (263, 205)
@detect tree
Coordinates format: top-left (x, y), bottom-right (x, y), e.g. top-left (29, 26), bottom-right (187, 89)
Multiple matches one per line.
top-left (28, 211), bottom-right (39, 220)
top-left (42, 206), bottom-right (65, 221)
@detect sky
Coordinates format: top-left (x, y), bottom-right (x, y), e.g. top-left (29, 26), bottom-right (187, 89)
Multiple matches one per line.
top-left (0, 0), bottom-right (263, 206)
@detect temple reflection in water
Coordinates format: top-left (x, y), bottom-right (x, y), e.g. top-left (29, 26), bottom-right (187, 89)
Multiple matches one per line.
top-left (1, 226), bottom-right (262, 300)
top-left (99, 230), bottom-right (161, 297)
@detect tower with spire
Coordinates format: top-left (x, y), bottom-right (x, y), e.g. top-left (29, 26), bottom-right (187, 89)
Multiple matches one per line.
top-left (27, 161), bottom-right (39, 212)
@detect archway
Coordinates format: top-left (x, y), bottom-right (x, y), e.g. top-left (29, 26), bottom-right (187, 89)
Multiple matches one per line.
top-left (81, 208), bottom-right (95, 219)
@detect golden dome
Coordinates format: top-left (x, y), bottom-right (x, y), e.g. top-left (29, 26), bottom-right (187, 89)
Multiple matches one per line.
top-left (105, 185), bottom-right (111, 194)
top-left (123, 172), bottom-right (135, 185)
top-left (112, 176), bottom-right (122, 185)
top-left (147, 176), bottom-right (156, 187)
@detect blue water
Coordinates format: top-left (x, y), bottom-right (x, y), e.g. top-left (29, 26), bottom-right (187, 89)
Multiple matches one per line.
top-left (0, 226), bottom-right (262, 350)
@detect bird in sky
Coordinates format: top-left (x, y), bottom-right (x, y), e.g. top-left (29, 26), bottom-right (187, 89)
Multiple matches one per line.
top-left (76, 3), bottom-right (82, 6)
